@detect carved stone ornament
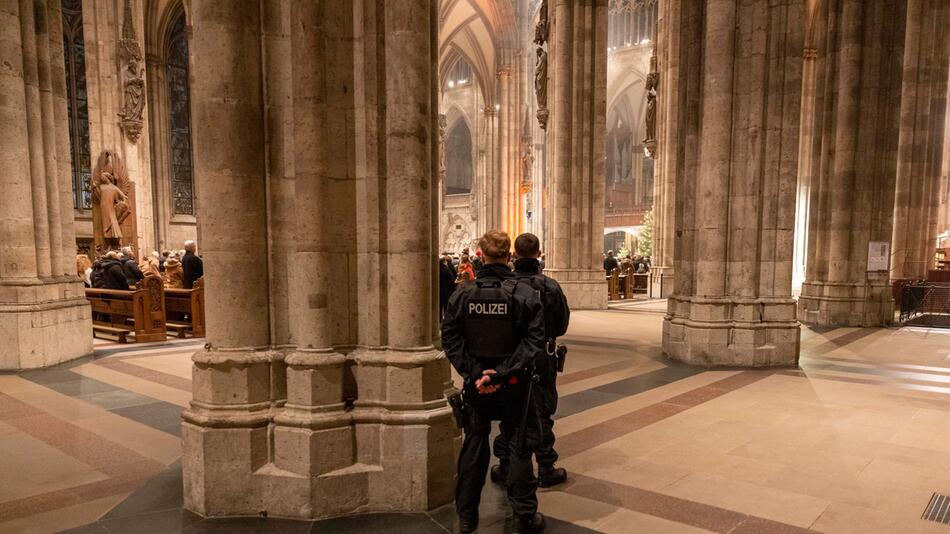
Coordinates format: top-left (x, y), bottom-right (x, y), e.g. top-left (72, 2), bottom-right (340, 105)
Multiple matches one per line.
top-left (535, 47), bottom-right (548, 130)
top-left (643, 49), bottom-right (658, 158)
top-left (117, 0), bottom-right (145, 143)
top-left (438, 113), bottom-right (447, 181)
top-left (534, 0), bottom-right (549, 46)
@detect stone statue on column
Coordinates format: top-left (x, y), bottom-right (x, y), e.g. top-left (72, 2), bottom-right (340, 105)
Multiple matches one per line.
top-left (643, 51), bottom-right (658, 158)
top-left (117, 0), bottom-right (144, 142)
top-left (533, 0), bottom-right (549, 46)
top-left (438, 113), bottom-right (447, 184)
top-left (534, 0), bottom-right (550, 131)
top-left (535, 48), bottom-right (549, 130)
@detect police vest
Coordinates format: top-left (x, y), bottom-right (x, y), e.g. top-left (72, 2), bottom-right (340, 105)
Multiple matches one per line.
top-left (463, 279), bottom-right (518, 360)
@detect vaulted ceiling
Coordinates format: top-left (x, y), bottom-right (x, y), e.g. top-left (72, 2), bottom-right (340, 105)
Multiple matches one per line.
top-left (439, 0), bottom-right (519, 105)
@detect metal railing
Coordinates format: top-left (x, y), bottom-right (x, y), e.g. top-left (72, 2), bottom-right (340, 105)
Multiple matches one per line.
top-left (900, 282), bottom-right (950, 327)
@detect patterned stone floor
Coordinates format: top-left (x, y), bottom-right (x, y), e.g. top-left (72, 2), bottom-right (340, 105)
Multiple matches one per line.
top-left (2, 310), bottom-right (950, 533)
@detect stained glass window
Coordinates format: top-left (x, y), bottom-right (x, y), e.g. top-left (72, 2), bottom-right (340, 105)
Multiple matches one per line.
top-left (166, 11), bottom-right (194, 216)
top-left (62, 0), bottom-right (92, 210)
top-left (445, 122), bottom-right (473, 195)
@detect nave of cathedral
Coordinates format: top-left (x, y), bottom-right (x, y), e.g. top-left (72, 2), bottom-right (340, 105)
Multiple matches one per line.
top-left (1, 0), bottom-right (950, 533)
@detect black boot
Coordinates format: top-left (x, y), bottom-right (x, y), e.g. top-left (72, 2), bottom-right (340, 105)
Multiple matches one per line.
top-left (489, 463), bottom-right (509, 486)
top-left (458, 515), bottom-right (478, 533)
top-left (538, 466), bottom-right (567, 488)
top-left (512, 512), bottom-right (546, 534)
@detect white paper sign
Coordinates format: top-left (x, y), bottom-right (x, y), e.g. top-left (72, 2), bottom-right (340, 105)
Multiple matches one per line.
top-left (867, 241), bottom-right (889, 271)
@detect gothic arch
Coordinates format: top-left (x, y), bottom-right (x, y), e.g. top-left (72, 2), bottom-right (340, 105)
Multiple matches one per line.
top-left (145, 0), bottom-right (197, 250)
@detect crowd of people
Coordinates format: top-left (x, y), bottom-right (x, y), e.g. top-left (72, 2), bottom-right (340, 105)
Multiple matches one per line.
top-left (76, 240), bottom-right (203, 291)
top-left (439, 246), bottom-right (547, 318)
top-left (603, 249), bottom-right (651, 274)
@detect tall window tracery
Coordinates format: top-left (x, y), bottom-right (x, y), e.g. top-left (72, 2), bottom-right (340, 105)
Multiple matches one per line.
top-left (445, 121), bottom-right (473, 195)
top-left (607, 0), bottom-right (658, 51)
top-left (166, 10), bottom-right (194, 216)
top-left (62, 0), bottom-right (92, 210)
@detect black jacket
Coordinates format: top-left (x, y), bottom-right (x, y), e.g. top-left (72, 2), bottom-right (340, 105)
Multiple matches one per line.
top-left (94, 259), bottom-right (131, 290)
top-left (439, 261), bottom-right (456, 306)
top-left (182, 251), bottom-right (204, 289)
top-left (442, 263), bottom-right (545, 383)
top-left (513, 258), bottom-right (570, 340)
top-left (121, 258), bottom-right (144, 286)
top-left (603, 256), bottom-right (619, 273)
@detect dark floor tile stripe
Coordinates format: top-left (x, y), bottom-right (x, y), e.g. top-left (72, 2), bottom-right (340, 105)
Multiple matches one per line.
top-left (556, 365), bottom-right (704, 419)
top-left (556, 371), bottom-right (772, 458)
top-left (562, 473), bottom-right (814, 534)
top-left (96, 359), bottom-right (193, 392)
top-left (802, 327), bottom-right (881, 356)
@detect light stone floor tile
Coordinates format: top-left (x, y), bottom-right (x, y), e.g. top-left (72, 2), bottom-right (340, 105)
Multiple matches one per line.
top-left (661, 472), bottom-right (831, 528)
top-left (539, 488), bottom-right (623, 530)
top-left (71, 362), bottom-right (191, 408)
top-left (557, 359), bottom-right (667, 396)
top-left (810, 501), bottom-right (948, 534)
top-left (121, 352), bottom-right (195, 379)
top-left (0, 493), bottom-right (128, 534)
top-left (596, 508), bottom-right (717, 534)
top-left (0, 431), bottom-right (109, 502)
top-left (4, 378), bottom-right (181, 465)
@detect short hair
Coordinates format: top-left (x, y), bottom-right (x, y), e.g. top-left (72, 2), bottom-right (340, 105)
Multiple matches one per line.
top-left (478, 230), bottom-right (511, 261)
top-left (120, 246), bottom-right (133, 257)
top-left (607, 250), bottom-right (615, 256)
top-left (514, 233), bottom-right (541, 258)
top-left (184, 240), bottom-right (197, 252)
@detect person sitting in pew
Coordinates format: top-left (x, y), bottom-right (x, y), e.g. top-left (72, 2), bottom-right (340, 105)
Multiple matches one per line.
top-left (93, 251), bottom-right (131, 290)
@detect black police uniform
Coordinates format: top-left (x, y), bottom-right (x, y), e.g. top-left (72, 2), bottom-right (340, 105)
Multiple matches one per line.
top-left (442, 262), bottom-right (546, 532)
top-left (492, 257), bottom-right (570, 484)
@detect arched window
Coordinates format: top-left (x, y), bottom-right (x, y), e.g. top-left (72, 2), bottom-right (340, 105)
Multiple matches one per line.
top-left (166, 10), bottom-right (194, 215)
top-left (62, 0), bottom-right (92, 210)
top-left (445, 121), bottom-right (473, 195)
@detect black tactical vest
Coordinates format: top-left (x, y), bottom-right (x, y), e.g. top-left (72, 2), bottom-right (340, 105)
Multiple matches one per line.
top-left (464, 279), bottom-right (518, 360)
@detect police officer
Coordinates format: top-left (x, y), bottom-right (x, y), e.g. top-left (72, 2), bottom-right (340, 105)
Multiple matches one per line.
top-left (490, 233), bottom-right (570, 488)
top-left (442, 230), bottom-right (547, 534)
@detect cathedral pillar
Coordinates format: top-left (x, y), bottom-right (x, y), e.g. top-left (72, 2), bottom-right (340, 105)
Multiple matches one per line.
top-left (183, 0), bottom-right (454, 520)
top-left (798, 0), bottom-right (906, 326)
top-left (543, 0), bottom-right (609, 310)
top-left (890, 0), bottom-right (950, 280)
top-left (0, 0), bottom-right (92, 370)
top-left (662, 0), bottom-right (803, 367)
top-left (650, 0), bottom-right (677, 298)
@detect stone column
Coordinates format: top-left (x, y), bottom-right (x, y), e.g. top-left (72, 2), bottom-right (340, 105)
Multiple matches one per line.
top-left (183, 0), bottom-right (455, 520)
top-left (0, 0), bottom-right (92, 370)
top-left (798, 0), bottom-right (906, 326)
top-left (544, 0), bottom-right (609, 310)
top-left (650, 0), bottom-right (677, 298)
top-left (890, 0), bottom-right (950, 280)
top-left (662, 0), bottom-right (803, 367)
top-left (182, 0), bottom-right (273, 516)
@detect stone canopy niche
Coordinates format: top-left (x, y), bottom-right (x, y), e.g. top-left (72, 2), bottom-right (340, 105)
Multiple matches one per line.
top-left (659, 0), bottom-right (804, 366)
top-left (182, 0), bottom-right (457, 519)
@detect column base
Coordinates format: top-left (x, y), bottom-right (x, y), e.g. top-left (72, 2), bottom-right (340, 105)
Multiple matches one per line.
top-left (0, 279), bottom-right (92, 370)
top-left (650, 266), bottom-right (674, 299)
top-left (545, 269), bottom-right (607, 309)
top-left (798, 276), bottom-right (892, 327)
top-left (663, 296), bottom-right (801, 367)
top-left (183, 347), bottom-right (458, 520)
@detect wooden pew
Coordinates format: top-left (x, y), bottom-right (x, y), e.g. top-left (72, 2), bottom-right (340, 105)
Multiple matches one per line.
top-left (164, 277), bottom-right (206, 338)
top-left (607, 268), bottom-right (621, 301)
top-left (85, 275), bottom-right (167, 343)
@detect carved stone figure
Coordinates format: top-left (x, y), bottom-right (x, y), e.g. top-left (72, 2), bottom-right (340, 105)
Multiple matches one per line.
top-left (521, 141), bottom-right (533, 185)
top-left (535, 48), bottom-right (548, 109)
top-left (643, 52), bottom-right (659, 157)
top-left (98, 172), bottom-right (130, 244)
top-left (118, 60), bottom-right (146, 141)
top-left (117, 0), bottom-right (144, 142)
top-left (534, 0), bottom-right (548, 46)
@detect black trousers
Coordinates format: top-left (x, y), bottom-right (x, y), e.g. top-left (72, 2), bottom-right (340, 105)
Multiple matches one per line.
top-left (456, 380), bottom-right (541, 521)
top-left (494, 368), bottom-right (558, 468)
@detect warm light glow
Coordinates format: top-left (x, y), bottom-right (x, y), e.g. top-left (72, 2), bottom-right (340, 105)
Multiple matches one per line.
top-left (495, 103), bottom-right (500, 110)
top-left (642, 38), bottom-right (651, 44)
top-left (447, 80), bottom-right (455, 88)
